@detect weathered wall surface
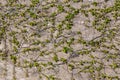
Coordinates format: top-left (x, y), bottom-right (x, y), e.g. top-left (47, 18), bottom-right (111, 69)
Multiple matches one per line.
top-left (0, 0), bottom-right (120, 80)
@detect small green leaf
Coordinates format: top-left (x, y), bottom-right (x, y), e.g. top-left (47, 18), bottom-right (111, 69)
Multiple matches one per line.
top-left (63, 47), bottom-right (69, 53)
top-left (57, 5), bottom-right (64, 12)
top-left (10, 55), bottom-right (17, 64)
top-left (53, 55), bottom-right (59, 62)
top-left (60, 58), bottom-right (67, 63)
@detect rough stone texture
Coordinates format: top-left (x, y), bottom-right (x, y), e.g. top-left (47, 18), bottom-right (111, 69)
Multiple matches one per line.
top-left (0, 0), bottom-right (120, 80)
